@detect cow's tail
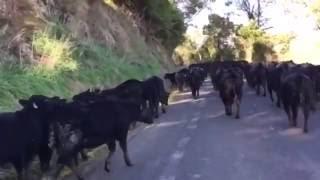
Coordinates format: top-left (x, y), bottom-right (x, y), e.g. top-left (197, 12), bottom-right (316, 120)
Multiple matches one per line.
top-left (298, 75), bottom-right (316, 112)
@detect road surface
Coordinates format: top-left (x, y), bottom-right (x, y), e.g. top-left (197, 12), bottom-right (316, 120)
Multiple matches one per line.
top-left (65, 80), bottom-right (320, 180)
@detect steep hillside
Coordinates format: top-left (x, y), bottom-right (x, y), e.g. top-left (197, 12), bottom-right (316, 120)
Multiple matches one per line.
top-left (0, 0), bottom-right (176, 110)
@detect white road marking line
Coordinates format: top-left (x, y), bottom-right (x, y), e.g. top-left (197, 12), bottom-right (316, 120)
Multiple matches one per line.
top-left (187, 124), bottom-right (198, 129)
top-left (159, 176), bottom-right (176, 180)
top-left (177, 137), bottom-right (191, 148)
top-left (171, 151), bottom-right (184, 161)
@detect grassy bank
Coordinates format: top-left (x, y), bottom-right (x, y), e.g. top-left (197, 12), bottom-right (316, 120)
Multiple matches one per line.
top-left (0, 23), bottom-right (162, 111)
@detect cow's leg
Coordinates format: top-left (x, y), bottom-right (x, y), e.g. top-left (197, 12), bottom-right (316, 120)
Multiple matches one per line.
top-left (263, 82), bottom-right (267, 96)
top-left (283, 103), bottom-right (293, 127)
top-left (73, 154), bottom-right (80, 166)
top-left (155, 99), bottom-right (160, 118)
top-left (191, 87), bottom-right (196, 99)
top-left (105, 141), bottom-right (116, 172)
top-left (276, 91), bottom-right (281, 108)
top-left (119, 139), bottom-right (133, 167)
top-left (268, 86), bottom-right (274, 102)
top-left (225, 105), bottom-right (232, 116)
top-left (39, 145), bottom-right (52, 173)
top-left (161, 103), bottom-right (166, 113)
top-left (291, 104), bottom-right (298, 127)
top-left (150, 100), bottom-right (159, 118)
top-left (222, 97), bottom-right (232, 116)
top-left (256, 84), bottom-right (260, 95)
top-left (13, 156), bottom-right (27, 180)
top-left (303, 106), bottom-right (310, 133)
top-left (13, 164), bottom-right (24, 180)
top-left (235, 96), bottom-right (240, 119)
top-left (178, 81), bottom-right (183, 92)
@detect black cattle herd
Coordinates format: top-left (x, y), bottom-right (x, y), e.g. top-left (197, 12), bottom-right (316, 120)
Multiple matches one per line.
top-left (1, 60), bottom-right (320, 180)
top-left (168, 60), bottom-right (318, 133)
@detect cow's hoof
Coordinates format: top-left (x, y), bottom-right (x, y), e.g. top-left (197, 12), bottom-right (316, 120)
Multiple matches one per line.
top-left (104, 162), bottom-right (111, 173)
top-left (235, 115), bottom-right (240, 119)
top-left (155, 114), bottom-right (159, 119)
top-left (104, 167), bottom-right (110, 173)
top-left (162, 109), bottom-right (166, 114)
top-left (303, 129), bottom-right (308, 133)
top-left (126, 162), bottom-right (134, 167)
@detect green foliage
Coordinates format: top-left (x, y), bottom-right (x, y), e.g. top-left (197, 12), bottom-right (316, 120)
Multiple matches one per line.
top-left (201, 14), bottom-right (236, 61)
top-left (203, 14), bottom-right (235, 38)
top-left (146, 0), bottom-right (186, 51)
top-left (251, 41), bottom-right (273, 62)
top-left (73, 42), bottom-right (160, 86)
top-left (32, 28), bottom-right (77, 73)
top-left (235, 22), bottom-right (273, 61)
top-left (235, 22), bottom-right (295, 61)
top-left (174, 36), bottom-right (198, 64)
top-left (236, 22), bottom-right (265, 42)
top-left (272, 33), bottom-right (295, 57)
top-left (177, 0), bottom-right (215, 20)
top-left (0, 23), bottom-right (162, 110)
top-left (113, 0), bottom-right (186, 52)
top-left (197, 37), bottom-right (216, 59)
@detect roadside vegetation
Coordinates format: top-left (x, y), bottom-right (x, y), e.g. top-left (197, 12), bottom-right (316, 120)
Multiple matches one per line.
top-left (0, 22), bottom-right (161, 110)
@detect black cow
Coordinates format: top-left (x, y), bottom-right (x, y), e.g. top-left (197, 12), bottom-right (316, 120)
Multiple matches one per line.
top-left (164, 72), bottom-right (177, 89)
top-left (73, 80), bottom-right (146, 107)
top-left (142, 76), bottom-right (170, 118)
top-left (48, 98), bottom-right (153, 180)
top-left (187, 67), bottom-right (203, 99)
top-left (267, 61), bottom-right (295, 107)
top-left (0, 95), bottom-right (62, 180)
top-left (189, 62), bottom-right (210, 77)
top-left (72, 89), bottom-right (101, 104)
top-left (280, 72), bottom-right (316, 133)
top-left (198, 67), bottom-right (207, 83)
top-left (209, 61), bottom-right (244, 90)
top-left (250, 62), bottom-right (267, 96)
top-left (216, 67), bottom-right (244, 119)
top-left (175, 68), bottom-right (189, 92)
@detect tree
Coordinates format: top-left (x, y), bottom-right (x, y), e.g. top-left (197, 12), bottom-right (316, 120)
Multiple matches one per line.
top-left (235, 22), bottom-right (273, 61)
top-left (175, 0), bottom-right (215, 20)
top-left (226, 0), bottom-right (274, 28)
top-left (201, 14), bottom-right (236, 60)
top-left (174, 36), bottom-right (199, 64)
top-left (311, 0), bottom-right (320, 30)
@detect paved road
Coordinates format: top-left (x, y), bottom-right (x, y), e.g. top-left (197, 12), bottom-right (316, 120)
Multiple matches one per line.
top-left (65, 80), bottom-right (320, 180)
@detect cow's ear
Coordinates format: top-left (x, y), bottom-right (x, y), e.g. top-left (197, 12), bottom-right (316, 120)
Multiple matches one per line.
top-left (32, 102), bottom-right (39, 109)
top-left (19, 99), bottom-right (29, 107)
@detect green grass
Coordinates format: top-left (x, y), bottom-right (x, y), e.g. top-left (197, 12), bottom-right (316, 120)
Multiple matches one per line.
top-left (0, 23), bottom-right (163, 111)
